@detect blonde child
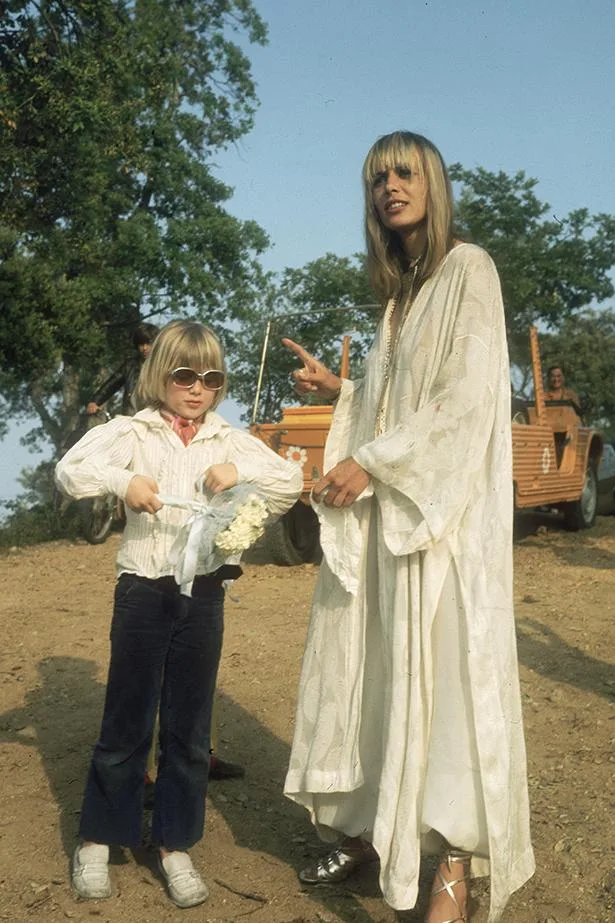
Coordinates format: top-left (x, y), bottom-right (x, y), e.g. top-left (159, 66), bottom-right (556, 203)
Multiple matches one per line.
top-left (55, 320), bottom-right (302, 908)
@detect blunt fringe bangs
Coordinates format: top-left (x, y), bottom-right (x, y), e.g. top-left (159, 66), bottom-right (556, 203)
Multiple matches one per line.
top-left (135, 320), bottom-right (227, 410)
top-left (363, 131), bottom-right (454, 302)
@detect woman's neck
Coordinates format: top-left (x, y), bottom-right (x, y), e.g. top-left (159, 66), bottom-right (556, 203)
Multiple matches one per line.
top-left (399, 224), bottom-right (427, 262)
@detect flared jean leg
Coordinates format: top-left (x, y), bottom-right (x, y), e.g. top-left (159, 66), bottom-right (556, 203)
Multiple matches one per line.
top-left (79, 576), bottom-right (171, 846)
top-left (151, 585), bottom-right (224, 850)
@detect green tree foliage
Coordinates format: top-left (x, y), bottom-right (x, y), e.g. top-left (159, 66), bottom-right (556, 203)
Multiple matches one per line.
top-left (450, 164), bottom-right (615, 371)
top-left (231, 253), bottom-right (378, 423)
top-left (0, 0), bottom-right (268, 455)
top-left (541, 309), bottom-right (615, 435)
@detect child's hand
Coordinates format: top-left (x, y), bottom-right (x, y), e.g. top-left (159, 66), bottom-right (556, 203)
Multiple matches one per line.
top-left (125, 475), bottom-right (162, 513)
top-left (203, 463), bottom-right (238, 494)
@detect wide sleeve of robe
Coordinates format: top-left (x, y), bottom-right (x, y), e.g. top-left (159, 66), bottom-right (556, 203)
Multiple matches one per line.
top-left (352, 246), bottom-right (509, 556)
top-left (315, 245), bottom-right (511, 594)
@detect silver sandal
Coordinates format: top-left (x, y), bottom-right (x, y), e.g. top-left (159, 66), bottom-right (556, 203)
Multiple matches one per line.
top-left (298, 840), bottom-right (377, 884)
top-left (428, 849), bottom-right (472, 923)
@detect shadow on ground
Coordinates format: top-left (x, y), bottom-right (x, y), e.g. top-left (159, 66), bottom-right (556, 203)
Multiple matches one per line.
top-left (515, 512), bottom-right (615, 569)
top-left (0, 661), bottom-right (451, 921)
top-left (0, 656), bottom-right (105, 854)
top-left (516, 618), bottom-right (615, 702)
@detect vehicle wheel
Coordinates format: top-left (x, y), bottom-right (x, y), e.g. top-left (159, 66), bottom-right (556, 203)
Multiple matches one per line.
top-left (511, 397), bottom-right (529, 424)
top-left (263, 502), bottom-right (321, 565)
top-left (79, 495), bottom-right (115, 545)
top-left (511, 408), bottom-right (529, 424)
top-left (52, 485), bottom-right (70, 516)
top-left (563, 462), bottom-right (598, 531)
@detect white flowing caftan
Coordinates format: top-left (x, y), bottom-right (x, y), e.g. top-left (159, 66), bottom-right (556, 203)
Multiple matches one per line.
top-left (284, 244), bottom-right (535, 922)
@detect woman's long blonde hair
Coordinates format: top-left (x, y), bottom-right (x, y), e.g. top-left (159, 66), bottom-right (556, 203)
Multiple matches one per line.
top-left (363, 131), bottom-right (454, 302)
top-left (135, 319), bottom-right (227, 410)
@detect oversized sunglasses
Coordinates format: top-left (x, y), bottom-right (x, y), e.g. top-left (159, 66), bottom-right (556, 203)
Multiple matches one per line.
top-left (169, 367), bottom-right (226, 391)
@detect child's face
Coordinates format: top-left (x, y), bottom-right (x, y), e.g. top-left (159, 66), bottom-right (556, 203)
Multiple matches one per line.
top-left (163, 372), bottom-right (217, 420)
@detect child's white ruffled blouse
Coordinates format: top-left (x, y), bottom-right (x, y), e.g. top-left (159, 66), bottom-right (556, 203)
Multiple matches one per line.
top-left (55, 408), bottom-right (303, 579)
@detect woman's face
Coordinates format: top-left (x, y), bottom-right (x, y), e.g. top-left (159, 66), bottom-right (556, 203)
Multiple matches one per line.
top-left (371, 157), bottom-right (428, 237)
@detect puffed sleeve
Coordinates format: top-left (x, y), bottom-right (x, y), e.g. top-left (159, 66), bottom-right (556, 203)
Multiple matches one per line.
top-left (54, 417), bottom-right (138, 501)
top-left (228, 430), bottom-right (304, 519)
top-left (352, 249), bottom-right (510, 554)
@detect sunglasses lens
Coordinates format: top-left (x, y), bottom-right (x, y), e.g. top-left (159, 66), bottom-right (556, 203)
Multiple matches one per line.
top-left (172, 368), bottom-right (198, 387)
top-left (203, 370), bottom-right (225, 391)
top-left (170, 368), bottom-right (225, 390)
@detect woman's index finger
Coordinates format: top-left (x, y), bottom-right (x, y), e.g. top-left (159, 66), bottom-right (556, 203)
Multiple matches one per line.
top-left (281, 337), bottom-right (316, 366)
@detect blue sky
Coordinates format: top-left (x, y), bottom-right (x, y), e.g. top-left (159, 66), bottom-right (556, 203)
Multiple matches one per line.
top-left (2, 0), bottom-right (614, 504)
top-left (216, 0), bottom-right (615, 272)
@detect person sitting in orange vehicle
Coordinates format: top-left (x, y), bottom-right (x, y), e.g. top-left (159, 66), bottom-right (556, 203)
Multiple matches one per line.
top-left (544, 365), bottom-right (580, 408)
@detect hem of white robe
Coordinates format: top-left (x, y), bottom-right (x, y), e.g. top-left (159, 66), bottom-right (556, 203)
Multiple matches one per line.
top-left (284, 768), bottom-right (363, 795)
top-left (485, 845), bottom-right (535, 923)
top-left (284, 786), bottom-right (534, 922)
top-left (365, 844), bottom-right (533, 919)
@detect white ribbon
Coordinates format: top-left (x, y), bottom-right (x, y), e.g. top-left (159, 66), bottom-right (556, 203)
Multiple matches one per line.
top-left (158, 494), bottom-right (217, 597)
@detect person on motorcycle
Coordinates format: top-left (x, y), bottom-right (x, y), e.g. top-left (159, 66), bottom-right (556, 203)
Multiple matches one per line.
top-left (87, 322), bottom-right (160, 417)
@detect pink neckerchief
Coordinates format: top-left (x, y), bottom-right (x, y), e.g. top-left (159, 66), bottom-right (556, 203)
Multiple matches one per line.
top-left (160, 410), bottom-right (202, 446)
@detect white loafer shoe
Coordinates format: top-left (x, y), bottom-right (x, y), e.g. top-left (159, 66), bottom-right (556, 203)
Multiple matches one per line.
top-left (159, 851), bottom-right (209, 908)
top-left (72, 843), bottom-right (112, 900)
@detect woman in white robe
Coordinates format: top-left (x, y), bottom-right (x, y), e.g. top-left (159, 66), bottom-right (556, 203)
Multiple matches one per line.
top-left (283, 132), bottom-right (534, 923)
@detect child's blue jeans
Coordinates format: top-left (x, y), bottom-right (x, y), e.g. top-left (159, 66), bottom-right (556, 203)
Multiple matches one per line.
top-left (79, 573), bottom-right (224, 850)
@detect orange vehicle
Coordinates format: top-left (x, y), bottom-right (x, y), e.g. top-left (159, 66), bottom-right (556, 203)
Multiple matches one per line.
top-left (251, 327), bottom-right (603, 563)
top-left (249, 337), bottom-right (350, 564)
top-left (512, 326), bottom-right (603, 530)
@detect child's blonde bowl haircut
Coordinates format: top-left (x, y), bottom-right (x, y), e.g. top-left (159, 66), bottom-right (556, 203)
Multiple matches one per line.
top-left (135, 320), bottom-right (227, 411)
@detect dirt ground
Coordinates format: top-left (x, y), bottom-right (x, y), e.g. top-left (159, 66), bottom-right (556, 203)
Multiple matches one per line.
top-left (0, 513), bottom-right (614, 923)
